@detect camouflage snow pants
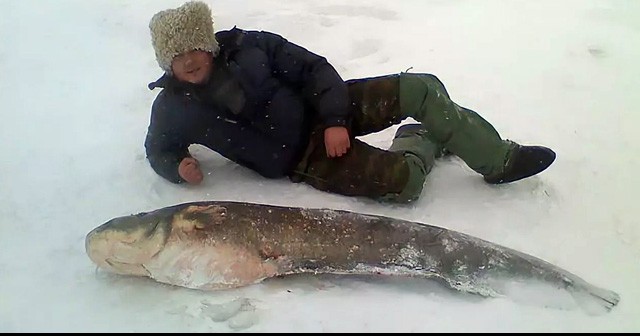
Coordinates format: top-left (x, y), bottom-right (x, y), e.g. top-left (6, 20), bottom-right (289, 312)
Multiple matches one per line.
top-left (290, 73), bottom-right (515, 203)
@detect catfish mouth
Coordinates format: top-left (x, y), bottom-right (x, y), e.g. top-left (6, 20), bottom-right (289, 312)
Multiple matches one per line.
top-left (85, 212), bottom-right (172, 276)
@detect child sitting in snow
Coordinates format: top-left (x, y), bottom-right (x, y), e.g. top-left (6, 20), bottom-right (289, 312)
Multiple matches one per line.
top-left (144, 1), bottom-right (555, 203)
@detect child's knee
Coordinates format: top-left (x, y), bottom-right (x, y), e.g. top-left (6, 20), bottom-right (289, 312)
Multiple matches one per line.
top-left (378, 155), bottom-right (426, 204)
top-left (400, 73), bottom-right (450, 99)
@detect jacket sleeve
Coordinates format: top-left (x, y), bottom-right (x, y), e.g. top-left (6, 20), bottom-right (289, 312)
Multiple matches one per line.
top-left (147, 90), bottom-right (300, 180)
top-left (250, 30), bottom-right (350, 129)
top-left (144, 91), bottom-right (190, 184)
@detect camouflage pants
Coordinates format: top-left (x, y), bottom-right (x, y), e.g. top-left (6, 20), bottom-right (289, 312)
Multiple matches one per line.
top-left (290, 74), bottom-right (410, 202)
top-left (290, 73), bottom-right (513, 203)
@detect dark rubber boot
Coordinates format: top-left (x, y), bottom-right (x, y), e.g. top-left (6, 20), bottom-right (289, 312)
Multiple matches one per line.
top-left (484, 145), bottom-right (556, 184)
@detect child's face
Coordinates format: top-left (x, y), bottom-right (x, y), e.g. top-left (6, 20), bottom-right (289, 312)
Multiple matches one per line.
top-left (171, 50), bottom-right (213, 85)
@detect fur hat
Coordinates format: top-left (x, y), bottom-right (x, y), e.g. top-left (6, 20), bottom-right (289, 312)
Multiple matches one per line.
top-left (149, 1), bottom-right (220, 73)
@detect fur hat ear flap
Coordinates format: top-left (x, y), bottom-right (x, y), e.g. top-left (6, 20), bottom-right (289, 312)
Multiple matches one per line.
top-left (149, 1), bottom-right (220, 73)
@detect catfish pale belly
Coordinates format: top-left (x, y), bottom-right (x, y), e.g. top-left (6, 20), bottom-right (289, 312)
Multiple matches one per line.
top-left (85, 201), bottom-right (620, 314)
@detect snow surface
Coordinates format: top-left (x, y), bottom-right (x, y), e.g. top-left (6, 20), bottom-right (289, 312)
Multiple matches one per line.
top-left (1, 0), bottom-right (639, 332)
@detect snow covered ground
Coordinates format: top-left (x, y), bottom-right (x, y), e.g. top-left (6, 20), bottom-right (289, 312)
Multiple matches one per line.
top-left (1, 0), bottom-right (639, 332)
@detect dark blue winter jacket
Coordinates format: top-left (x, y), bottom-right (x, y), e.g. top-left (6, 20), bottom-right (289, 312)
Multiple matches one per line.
top-left (145, 27), bottom-right (350, 183)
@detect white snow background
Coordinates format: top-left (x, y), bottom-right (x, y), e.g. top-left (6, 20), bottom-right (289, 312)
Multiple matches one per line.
top-left (1, 0), bottom-right (639, 332)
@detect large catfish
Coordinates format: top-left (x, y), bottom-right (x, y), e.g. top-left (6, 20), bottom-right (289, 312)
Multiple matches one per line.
top-left (85, 201), bottom-right (620, 314)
